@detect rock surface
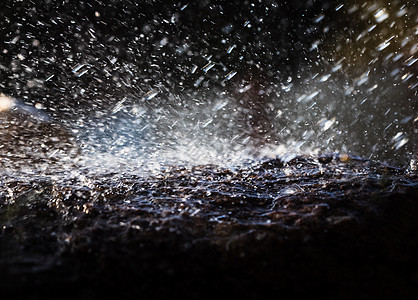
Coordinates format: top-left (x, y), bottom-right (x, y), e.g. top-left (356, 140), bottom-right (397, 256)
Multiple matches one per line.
top-left (0, 155), bottom-right (417, 299)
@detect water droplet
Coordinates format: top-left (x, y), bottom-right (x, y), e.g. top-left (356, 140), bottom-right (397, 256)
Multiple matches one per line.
top-left (402, 72), bottom-right (413, 82)
top-left (393, 53), bottom-right (403, 62)
top-left (143, 89), bottom-right (159, 101)
top-left (224, 71), bottom-right (237, 81)
top-left (310, 40), bottom-right (321, 51)
top-left (108, 56), bottom-right (118, 64)
top-left (314, 14), bottom-right (325, 23)
top-left (201, 118), bottom-right (213, 128)
top-left (332, 63), bottom-right (343, 72)
top-left (10, 36), bottom-right (20, 44)
top-left (213, 100), bottom-right (228, 111)
top-left (373, 8), bottom-right (389, 23)
top-left (0, 94), bottom-right (15, 112)
top-left (202, 62), bottom-right (215, 73)
top-left (71, 64), bottom-right (89, 77)
top-left (226, 45), bottom-right (236, 54)
top-left (238, 85), bottom-right (252, 94)
top-left (355, 71), bottom-right (370, 86)
top-left (305, 91), bottom-right (320, 102)
top-left (335, 4), bottom-right (344, 11)
top-left (396, 8), bottom-right (407, 18)
top-left (88, 28), bottom-right (96, 39)
top-left (347, 5), bottom-right (359, 14)
top-left (160, 37), bottom-right (169, 46)
top-left (194, 76), bottom-right (204, 87)
top-left (45, 74), bottom-right (55, 82)
top-left (35, 103), bottom-right (44, 110)
top-left (392, 132), bottom-right (409, 150)
top-left (112, 98), bottom-right (127, 114)
top-left (367, 24), bottom-right (377, 32)
top-left (405, 57), bottom-right (417, 67)
top-left (319, 74), bottom-right (331, 82)
top-left (390, 68), bottom-right (400, 77)
top-left (318, 117), bottom-right (336, 132)
top-left (377, 41), bottom-right (390, 51)
top-left (282, 188), bottom-right (297, 195)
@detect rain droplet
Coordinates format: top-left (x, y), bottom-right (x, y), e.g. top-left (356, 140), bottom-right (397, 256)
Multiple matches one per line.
top-left (373, 8), bottom-right (389, 23)
top-left (402, 72), bottom-right (413, 82)
top-left (203, 62), bottom-right (215, 73)
top-left (71, 64), bottom-right (89, 77)
top-left (306, 90), bottom-right (320, 102)
top-left (392, 132), bottom-right (408, 150)
top-left (10, 36), bottom-right (20, 44)
top-left (332, 63), bottom-right (342, 72)
top-left (194, 76), bottom-right (204, 87)
top-left (319, 74), bottom-right (331, 82)
top-left (335, 4), bottom-right (344, 11)
top-left (377, 36), bottom-right (394, 51)
top-left (213, 100), bottom-right (228, 111)
top-left (201, 118), bottom-right (213, 128)
top-left (318, 117), bottom-right (336, 132)
top-left (377, 41), bottom-right (390, 51)
top-left (239, 85), bottom-right (252, 94)
top-left (224, 71), bottom-right (237, 81)
top-left (112, 98), bottom-right (127, 114)
top-left (393, 53), bottom-right (403, 62)
top-left (405, 57), bottom-right (417, 67)
top-left (108, 56), bottom-right (118, 64)
top-left (355, 71), bottom-right (370, 86)
top-left (367, 24), bottom-right (377, 32)
top-left (45, 74), bottom-right (55, 82)
top-left (314, 14), bottom-right (325, 23)
top-left (396, 8), bottom-right (407, 17)
top-left (143, 89), bottom-right (159, 101)
top-left (226, 45), bottom-right (236, 54)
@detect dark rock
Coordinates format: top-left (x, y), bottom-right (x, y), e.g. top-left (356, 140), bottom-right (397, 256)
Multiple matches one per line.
top-left (0, 156), bottom-right (417, 299)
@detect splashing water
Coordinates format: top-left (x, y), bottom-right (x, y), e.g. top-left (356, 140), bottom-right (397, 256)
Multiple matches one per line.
top-left (0, 0), bottom-right (416, 176)
top-left (1, 3), bottom-right (418, 299)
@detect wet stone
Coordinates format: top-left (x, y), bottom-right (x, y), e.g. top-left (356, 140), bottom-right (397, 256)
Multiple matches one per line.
top-left (0, 155), bottom-right (417, 299)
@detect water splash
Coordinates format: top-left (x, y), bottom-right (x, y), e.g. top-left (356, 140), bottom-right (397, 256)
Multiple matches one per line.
top-left (0, 0), bottom-right (416, 176)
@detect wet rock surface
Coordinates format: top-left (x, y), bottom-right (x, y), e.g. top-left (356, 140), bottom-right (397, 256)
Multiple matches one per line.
top-left (1, 155), bottom-right (417, 299)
